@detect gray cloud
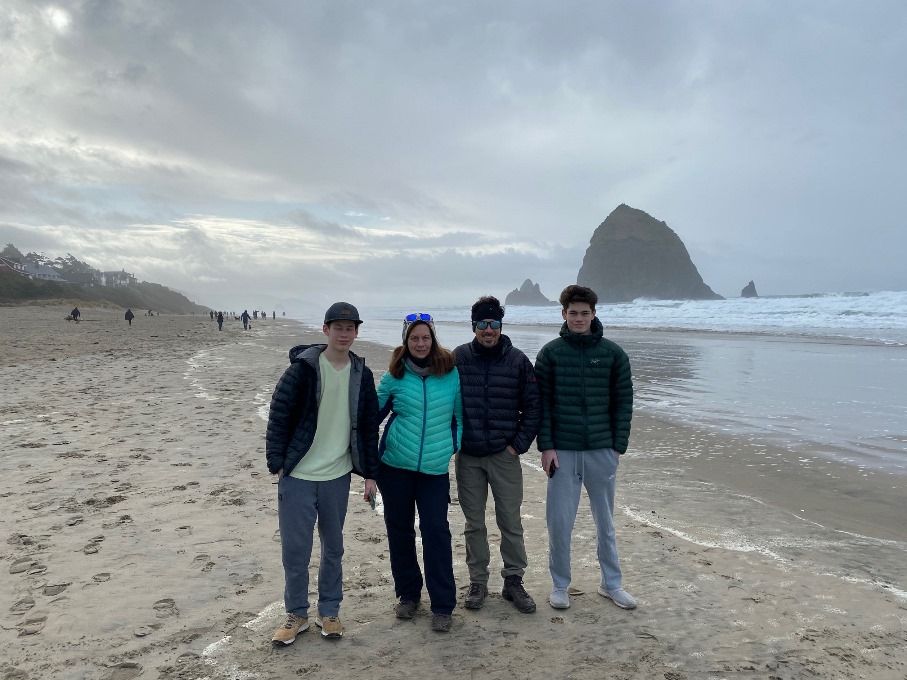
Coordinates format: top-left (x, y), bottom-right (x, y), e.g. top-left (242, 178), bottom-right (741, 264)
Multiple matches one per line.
top-left (1, 0), bottom-right (905, 308)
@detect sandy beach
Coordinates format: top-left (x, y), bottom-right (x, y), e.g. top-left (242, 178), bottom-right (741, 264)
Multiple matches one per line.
top-left (2, 306), bottom-right (906, 680)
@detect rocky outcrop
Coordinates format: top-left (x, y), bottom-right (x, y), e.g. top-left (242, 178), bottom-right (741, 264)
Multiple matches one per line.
top-left (504, 279), bottom-right (558, 306)
top-left (577, 204), bottom-right (723, 302)
top-left (741, 280), bottom-right (758, 298)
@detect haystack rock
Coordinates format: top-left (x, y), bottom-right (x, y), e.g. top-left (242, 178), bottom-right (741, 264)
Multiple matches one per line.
top-left (577, 204), bottom-right (723, 302)
top-left (504, 279), bottom-right (558, 306)
top-left (741, 280), bottom-right (758, 297)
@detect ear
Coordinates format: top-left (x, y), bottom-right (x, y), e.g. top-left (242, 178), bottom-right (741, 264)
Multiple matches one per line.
top-left (561, 309), bottom-right (568, 320)
top-left (322, 323), bottom-right (330, 336)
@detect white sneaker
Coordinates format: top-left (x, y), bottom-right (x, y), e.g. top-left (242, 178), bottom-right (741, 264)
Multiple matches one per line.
top-left (548, 589), bottom-right (570, 609)
top-left (598, 586), bottom-right (637, 610)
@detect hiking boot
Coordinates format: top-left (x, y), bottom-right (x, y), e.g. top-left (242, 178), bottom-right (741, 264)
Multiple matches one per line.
top-left (548, 588), bottom-right (570, 609)
top-left (598, 586), bottom-right (637, 610)
top-left (430, 613), bottom-right (452, 632)
top-left (271, 613), bottom-right (309, 646)
top-left (502, 575), bottom-right (536, 613)
top-left (394, 598), bottom-right (419, 620)
top-left (463, 582), bottom-right (488, 610)
top-left (315, 615), bottom-right (344, 638)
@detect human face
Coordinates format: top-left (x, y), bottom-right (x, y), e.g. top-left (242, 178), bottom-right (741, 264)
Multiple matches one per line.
top-left (323, 320), bottom-right (358, 352)
top-left (473, 319), bottom-right (502, 348)
top-left (562, 302), bottom-right (595, 335)
top-left (406, 323), bottom-right (433, 359)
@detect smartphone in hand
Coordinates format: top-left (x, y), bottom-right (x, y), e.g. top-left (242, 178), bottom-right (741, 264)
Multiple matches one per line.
top-left (547, 463), bottom-right (557, 479)
top-left (368, 488), bottom-right (377, 510)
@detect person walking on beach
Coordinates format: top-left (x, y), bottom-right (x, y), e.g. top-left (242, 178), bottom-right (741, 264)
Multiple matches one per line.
top-left (241, 309), bottom-right (251, 330)
top-left (70, 306), bottom-right (80, 322)
top-left (216, 311), bottom-right (224, 331)
top-left (124, 308), bottom-right (134, 326)
top-left (266, 302), bottom-right (380, 645)
top-left (453, 296), bottom-right (541, 613)
top-left (535, 285), bottom-right (636, 611)
top-left (376, 313), bottom-right (462, 633)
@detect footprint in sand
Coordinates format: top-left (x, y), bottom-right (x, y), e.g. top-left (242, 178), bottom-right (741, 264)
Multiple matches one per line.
top-left (92, 573), bottom-right (111, 583)
top-left (9, 558), bottom-right (34, 574)
top-left (153, 598), bottom-right (179, 618)
top-left (10, 597), bottom-right (35, 614)
top-left (17, 615), bottom-right (47, 636)
top-left (42, 583), bottom-right (70, 596)
top-left (176, 525), bottom-right (193, 537)
top-left (103, 662), bottom-right (143, 680)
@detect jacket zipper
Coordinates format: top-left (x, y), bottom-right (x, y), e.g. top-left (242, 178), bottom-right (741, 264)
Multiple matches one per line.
top-left (416, 376), bottom-right (427, 472)
top-left (580, 343), bottom-right (588, 449)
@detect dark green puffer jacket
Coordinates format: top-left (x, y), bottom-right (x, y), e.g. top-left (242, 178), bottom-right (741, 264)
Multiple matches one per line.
top-left (534, 317), bottom-right (633, 453)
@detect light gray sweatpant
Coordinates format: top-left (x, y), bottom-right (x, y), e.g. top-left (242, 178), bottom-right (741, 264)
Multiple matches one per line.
top-left (546, 448), bottom-right (623, 592)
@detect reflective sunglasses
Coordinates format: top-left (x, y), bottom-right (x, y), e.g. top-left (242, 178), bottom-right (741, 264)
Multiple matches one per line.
top-left (474, 320), bottom-right (502, 330)
top-left (404, 312), bottom-right (433, 323)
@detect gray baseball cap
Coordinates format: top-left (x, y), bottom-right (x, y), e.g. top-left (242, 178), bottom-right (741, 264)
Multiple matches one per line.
top-left (323, 301), bottom-right (363, 325)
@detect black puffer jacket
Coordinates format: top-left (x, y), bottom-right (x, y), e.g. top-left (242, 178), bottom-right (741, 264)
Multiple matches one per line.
top-left (453, 335), bottom-right (541, 456)
top-left (265, 344), bottom-right (380, 478)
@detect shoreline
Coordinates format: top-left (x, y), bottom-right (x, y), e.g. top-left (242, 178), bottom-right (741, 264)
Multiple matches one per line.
top-left (2, 307), bottom-right (906, 679)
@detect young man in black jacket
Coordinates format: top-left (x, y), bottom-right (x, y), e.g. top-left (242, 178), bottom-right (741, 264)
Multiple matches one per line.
top-left (265, 302), bottom-right (379, 645)
top-left (454, 296), bottom-right (541, 613)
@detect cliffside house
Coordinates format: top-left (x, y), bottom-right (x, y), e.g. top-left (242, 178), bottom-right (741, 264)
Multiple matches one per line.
top-left (102, 269), bottom-right (136, 287)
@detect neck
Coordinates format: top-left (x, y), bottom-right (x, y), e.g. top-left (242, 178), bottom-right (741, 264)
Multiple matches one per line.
top-left (323, 345), bottom-right (350, 366)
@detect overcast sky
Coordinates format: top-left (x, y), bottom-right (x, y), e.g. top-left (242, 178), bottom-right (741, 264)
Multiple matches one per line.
top-left (2, 1), bottom-right (905, 311)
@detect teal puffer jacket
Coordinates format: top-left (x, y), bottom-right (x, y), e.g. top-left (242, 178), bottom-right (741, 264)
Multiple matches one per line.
top-left (377, 364), bottom-right (463, 475)
top-left (534, 317), bottom-right (633, 453)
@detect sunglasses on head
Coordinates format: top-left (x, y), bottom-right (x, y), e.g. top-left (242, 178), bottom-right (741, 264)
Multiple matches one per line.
top-left (404, 312), bottom-right (433, 323)
top-left (473, 320), bottom-right (502, 330)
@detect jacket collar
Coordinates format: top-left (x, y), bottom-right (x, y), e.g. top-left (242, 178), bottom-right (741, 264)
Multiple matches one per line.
top-left (559, 317), bottom-right (604, 346)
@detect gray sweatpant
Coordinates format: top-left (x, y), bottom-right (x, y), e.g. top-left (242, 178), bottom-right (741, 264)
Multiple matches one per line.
top-left (277, 473), bottom-right (350, 618)
top-left (546, 448), bottom-right (623, 592)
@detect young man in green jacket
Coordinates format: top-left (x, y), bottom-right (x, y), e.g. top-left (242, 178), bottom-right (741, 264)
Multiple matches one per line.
top-left (535, 285), bottom-right (636, 611)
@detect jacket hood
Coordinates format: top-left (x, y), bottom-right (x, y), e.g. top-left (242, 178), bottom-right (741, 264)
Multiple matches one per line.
top-left (288, 344), bottom-right (364, 370)
top-left (559, 317), bottom-right (604, 345)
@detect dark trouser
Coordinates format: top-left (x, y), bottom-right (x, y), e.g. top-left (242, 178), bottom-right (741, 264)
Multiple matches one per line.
top-left (217, 321), bottom-right (223, 330)
top-left (277, 473), bottom-right (350, 618)
top-left (377, 463), bottom-right (456, 615)
top-left (455, 450), bottom-right (528, 583)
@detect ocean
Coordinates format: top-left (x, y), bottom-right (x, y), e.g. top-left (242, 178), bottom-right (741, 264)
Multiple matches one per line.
top-left (351, 291), bottom-right (907, 475)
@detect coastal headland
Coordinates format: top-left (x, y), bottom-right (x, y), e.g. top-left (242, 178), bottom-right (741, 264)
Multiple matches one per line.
top-left (1, 306), bottom-right (905, 680)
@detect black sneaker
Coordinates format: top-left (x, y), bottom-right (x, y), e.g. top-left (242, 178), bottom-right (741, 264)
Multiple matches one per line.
top-left (463, 582), bottom-right (488, 610)
top-left (394, 598), bottom-right (419, 620)
top-left (431, 613), bottom-right (452, 632)
top-left (502, 575), bottom-right (536, 613)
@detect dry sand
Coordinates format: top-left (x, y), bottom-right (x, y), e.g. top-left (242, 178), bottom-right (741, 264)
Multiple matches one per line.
top-left (2, 306), bottom-right (905, 679)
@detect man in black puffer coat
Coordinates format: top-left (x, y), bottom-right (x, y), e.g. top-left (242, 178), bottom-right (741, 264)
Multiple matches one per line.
top-left (265, 302), bottom-right (379, 645)
top-left (454, 296), bottom-right (541, 614)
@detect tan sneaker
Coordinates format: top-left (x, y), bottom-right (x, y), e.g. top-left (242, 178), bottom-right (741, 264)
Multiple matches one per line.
top-left (271, 613), bottom-right (309, 646)
top-left (315, 615), bottom-right (344, 639)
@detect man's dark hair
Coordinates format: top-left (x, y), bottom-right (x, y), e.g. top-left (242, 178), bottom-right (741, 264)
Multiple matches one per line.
top-left (559, 285), bottom-right (598, 310)
top-left (470, 295), bottom-right (504, 322)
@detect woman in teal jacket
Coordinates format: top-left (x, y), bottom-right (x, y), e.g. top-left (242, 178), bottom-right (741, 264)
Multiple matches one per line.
top-left (377, 313), bottom-right (462, 633)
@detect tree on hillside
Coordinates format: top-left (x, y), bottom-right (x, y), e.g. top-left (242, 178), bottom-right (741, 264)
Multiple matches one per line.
top-left (1, 243), bottom-right (25, 262)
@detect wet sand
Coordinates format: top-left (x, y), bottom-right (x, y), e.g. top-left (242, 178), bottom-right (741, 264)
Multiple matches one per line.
top-left (2, 306), bottom-right (905, 680)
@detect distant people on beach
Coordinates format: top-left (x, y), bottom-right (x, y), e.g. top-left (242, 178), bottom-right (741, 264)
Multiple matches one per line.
top-left (216, 311), bottom-right (224, 331)
top-left (536, 285), bottom-right (636, 612)
top-left (376, 313), bottom-right (462, 633)
top-left (125, 308), bottom-right (134, 326)
top-left (69, 307), bottom-right (80, 322)
top-left (241, 310), bottom-right (251, 330)
top-left (266, 302), bottom-right (379, 646)
top-left (454, 296), bottom-right (540, 614)
top-left (273, 311), bottom-right (276, 320)
top-left (253, 310), bottom-right (259, 320)
top-left (210, 311), bottom-right (214, 320)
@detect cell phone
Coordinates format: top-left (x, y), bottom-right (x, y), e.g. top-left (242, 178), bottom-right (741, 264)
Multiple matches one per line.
top-left (368, 488), bottom-right (377, 510)
top-left (547, 463), bottom-right (557, 479)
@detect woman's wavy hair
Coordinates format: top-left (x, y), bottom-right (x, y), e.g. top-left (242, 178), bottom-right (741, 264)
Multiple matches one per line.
top-left (388, 320), bottom-right (454, 378)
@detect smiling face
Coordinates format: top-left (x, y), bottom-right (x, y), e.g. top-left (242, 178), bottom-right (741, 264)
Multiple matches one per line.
top-left (562, 302), bottom-right (595, 335)
top-left (406, 322), bottom-right (433, 359)
top-left (323, 320), bottom-right (359, 352)
top-left (473, 319), bottom-right (502, 348)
